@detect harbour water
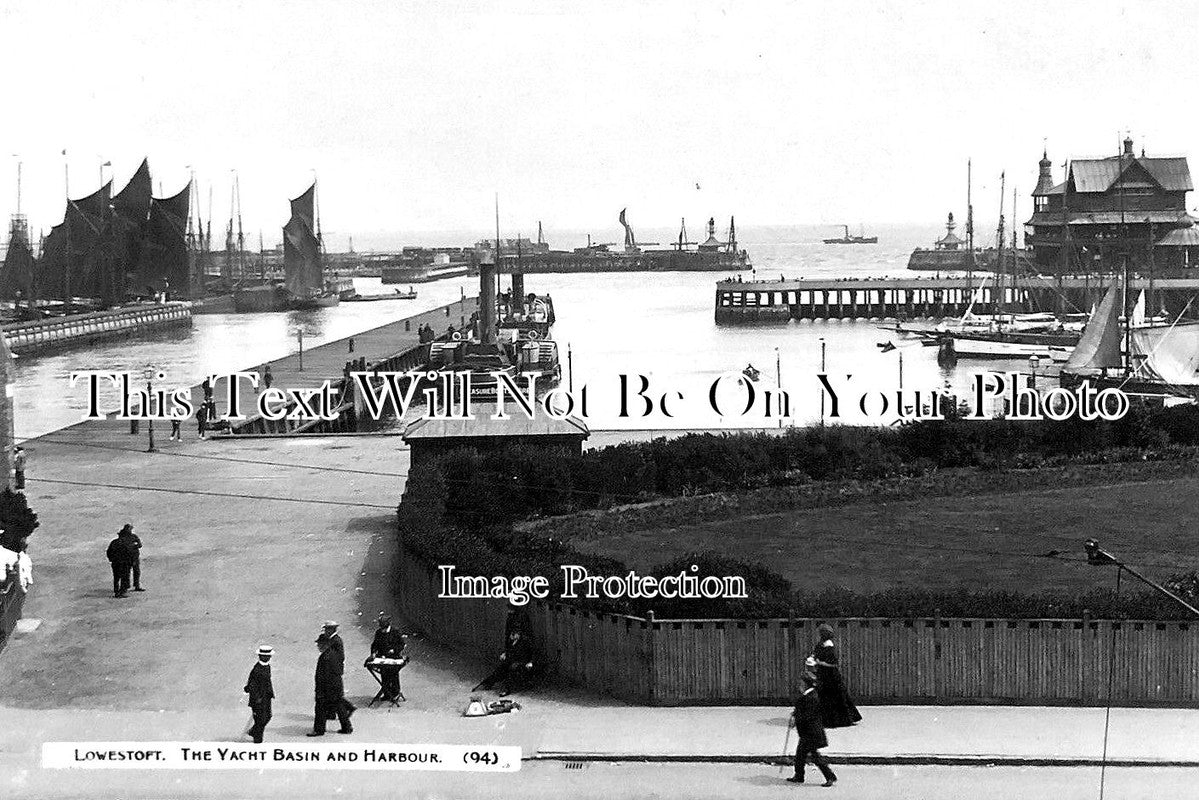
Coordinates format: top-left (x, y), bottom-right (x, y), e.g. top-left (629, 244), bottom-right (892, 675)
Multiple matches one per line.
top-left (13, 224), bottom-right (1030, 441)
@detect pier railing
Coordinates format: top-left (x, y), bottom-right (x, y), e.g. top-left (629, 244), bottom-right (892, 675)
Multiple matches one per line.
top-left (714, 275), bottom-right (1199, 323)
top-left (393, 545), bottom-right (1199, 706)
top-left (2, 302), bottom-right (192, 355)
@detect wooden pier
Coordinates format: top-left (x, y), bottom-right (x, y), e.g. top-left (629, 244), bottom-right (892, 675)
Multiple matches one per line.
top-left (2, 302), bottom-right (192, 355)
top-left (715, 275), bottom-right (1199, 324)
top-left (224, 296), bottom-right (474, 436)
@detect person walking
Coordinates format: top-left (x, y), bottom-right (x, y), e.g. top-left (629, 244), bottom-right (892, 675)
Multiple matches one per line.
top-left (120, 524), bottom-right (146, 592)
top-left (105, 531), bottom-right (134, 598)
top-left (262, 365), bottom-right (273, 392)
top-left (370, 613), bottom-right (407, 702)
top-left (244, 645), bottom-right (275, 743)
top-left (323, 621), bottom-right (345, 673)
top-left (811, 624), bottom-right (862, 728)
top-left (321, 621), bottom-right (346, 720)
top-left (13, 446), bottom-right (26, 490)
top-left (787, 672), bottom-right (837, 787)
top-left (308, 633), bottom-right (353, 736)
top-left (196, 404), bottom-right (208, 440)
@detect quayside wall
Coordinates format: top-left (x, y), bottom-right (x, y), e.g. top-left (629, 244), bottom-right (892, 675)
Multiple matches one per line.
top-left (394, 545), bottom-right (1199, 707)
top-left (715, 276), bottom-right (1199, 323)
top-left (2, 303), bottom-right (192, 355)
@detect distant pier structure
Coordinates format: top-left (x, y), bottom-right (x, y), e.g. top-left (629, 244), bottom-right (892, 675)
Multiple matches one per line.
top-left (714, 275), bottom-right (1199, 324)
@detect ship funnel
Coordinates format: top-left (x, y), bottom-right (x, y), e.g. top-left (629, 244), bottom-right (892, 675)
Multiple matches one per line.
top-left (478, 250), bottom-right (497, 345)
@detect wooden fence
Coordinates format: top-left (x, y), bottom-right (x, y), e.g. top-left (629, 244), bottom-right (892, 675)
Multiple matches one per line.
top-left (393, 549), bottom-right (1199, 706)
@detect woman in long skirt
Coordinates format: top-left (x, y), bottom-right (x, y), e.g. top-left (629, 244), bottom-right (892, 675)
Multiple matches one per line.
top-left (812, 623), bottom-right (862, 728)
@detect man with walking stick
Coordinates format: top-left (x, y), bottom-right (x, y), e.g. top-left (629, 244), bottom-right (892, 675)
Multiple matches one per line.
top-left (786, 670), bottom-right (837, 787)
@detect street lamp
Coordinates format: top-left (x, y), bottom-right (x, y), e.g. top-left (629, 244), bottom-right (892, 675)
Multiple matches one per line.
top-left (144, 366), bottom-right (157, 453)
top-left (1083, 538), bottom-right (1198, 800)
top-left (1083, 539), bottom-right (1199, 615)
top-left (818, 337), bottom-right (826, 426)
top-left (775, 347), bottom-right (782, 429)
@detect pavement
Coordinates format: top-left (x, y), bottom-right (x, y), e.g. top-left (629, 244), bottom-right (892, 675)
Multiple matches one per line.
top-left (2, 304), bottom-right (1196, 797)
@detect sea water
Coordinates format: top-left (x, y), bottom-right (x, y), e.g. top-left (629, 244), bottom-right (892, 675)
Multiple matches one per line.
top-left (12, 224), bottom-right (1032, 440)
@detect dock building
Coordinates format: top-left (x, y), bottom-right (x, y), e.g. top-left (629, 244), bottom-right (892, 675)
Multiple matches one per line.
top-left (1026, 137), bottom-right (1198, 274)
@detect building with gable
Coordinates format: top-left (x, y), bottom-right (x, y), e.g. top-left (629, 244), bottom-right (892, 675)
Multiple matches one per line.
top-left (1026, 137), bottom-right (1197, 273)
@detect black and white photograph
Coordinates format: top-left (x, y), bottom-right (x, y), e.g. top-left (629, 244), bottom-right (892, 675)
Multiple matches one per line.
top-left (2, 1), bottom-right (1199, 798)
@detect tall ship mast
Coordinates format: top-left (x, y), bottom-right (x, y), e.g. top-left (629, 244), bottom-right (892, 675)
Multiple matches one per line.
top-left (1, 161), bottom-right (37, 316)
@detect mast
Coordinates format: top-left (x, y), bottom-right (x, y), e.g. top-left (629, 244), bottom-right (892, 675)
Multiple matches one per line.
top-left (966, 159), bottom-right (974, 281)
top-left (995, 171), bottom-right (1006, 322)
top-left (494, 193), bottom-right (502, 308)
top-left (235, 172), bottom-right (245, 282)
top-left (1119, 136), bottom-right (1130, 375)
top-left (64, 154), bottom-right (72, 305)
top-left (1011, 184), bottom-right (1018, 308)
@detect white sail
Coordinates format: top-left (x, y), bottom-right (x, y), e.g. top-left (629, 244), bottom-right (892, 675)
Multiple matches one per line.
top-left (1062, 285), bottom-right (1122, 375)
top-left (1129, 321), bottom-right (1199, 386)
top-left (1131, 291), bottom-right (1146, 328)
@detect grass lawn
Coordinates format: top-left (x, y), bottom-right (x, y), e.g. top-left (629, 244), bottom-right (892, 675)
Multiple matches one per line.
top-left (571, 477), bottom-right (1199, 595)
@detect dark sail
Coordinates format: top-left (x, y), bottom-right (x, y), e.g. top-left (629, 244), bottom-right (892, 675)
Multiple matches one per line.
top-left (135, 180), bottom-right (192, 297)
top-left (0, 217), bottom-right (35, 301)
top-left (110, 158), bottom-right (153, 301)
top-left (36, 181), bottom-right (111, 301)
top-left (283, 183), bottom-right (322, 296)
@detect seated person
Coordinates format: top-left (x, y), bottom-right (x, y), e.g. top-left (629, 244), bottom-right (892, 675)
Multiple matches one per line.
top-left (368, 613), bottom-right (407, 701)
top-left (472, 631), bottom-right (536, 697)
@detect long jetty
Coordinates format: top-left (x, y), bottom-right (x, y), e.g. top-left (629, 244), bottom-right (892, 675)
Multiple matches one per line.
top-left (2, 302), bottom-right (192, 355)
top-left (715, 275), bottom-right (1199, 323)
top-left (221, 296), bottom-right (474, 436)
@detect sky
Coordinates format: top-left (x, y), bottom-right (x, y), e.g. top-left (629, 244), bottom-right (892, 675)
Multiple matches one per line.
top-left (2, 0), bottom-right (1199, 250)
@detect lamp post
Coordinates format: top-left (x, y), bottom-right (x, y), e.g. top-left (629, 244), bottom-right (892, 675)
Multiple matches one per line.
top-left (775, 347), bottom-right (782, 429)
top-left (1028, 354), bottom-right (1040, 390)
top-left (1083, 539), bottom-right (1199, 616)
top-left (819, 337), bottom-right (826, 426)
top-left (144, 367), bottom-right (157, 453)
top-left (1083, 539), bottom-right (1198, 800)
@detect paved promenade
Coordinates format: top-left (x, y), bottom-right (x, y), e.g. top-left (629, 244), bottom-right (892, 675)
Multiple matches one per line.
top-left (2, 296), bottom-right (1196, 797)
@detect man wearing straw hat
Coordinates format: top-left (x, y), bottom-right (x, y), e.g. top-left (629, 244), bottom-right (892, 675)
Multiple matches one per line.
top-left (243, 645), bottom-right (275, 744)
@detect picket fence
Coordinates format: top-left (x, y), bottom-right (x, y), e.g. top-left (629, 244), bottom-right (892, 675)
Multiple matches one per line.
top-left (394, 549), bottom-right (1199, 706)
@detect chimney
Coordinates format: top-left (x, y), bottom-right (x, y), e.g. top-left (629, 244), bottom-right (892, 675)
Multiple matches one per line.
top-left (1123, 135), bottom-right (1134, 157)
top-left (478, 250), bottom-right (497, 345)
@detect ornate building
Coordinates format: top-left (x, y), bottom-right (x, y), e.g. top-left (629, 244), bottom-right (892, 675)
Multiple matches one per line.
top-left (1025, 137), bottom-right (1196, 274)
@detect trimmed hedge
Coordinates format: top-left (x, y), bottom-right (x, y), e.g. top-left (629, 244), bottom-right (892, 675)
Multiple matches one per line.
top-left (396, 407), bottom-right (1199, 620)
top-left (0, 488), bottom-right (37, 552)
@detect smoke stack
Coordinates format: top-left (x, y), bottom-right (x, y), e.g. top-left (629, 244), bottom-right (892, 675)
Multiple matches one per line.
top-left (478, 251), bottom-right (497, 345)
top-left (511, 271), bottom-right (524, 305)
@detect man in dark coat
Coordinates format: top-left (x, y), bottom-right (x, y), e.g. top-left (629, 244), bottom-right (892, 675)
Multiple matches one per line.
top-left (787, 672), bottom-right (837, 786)
top-left (105, 533), bottom-right (134, 598)
top-left (321, 621), bottom-right (346, 720)
top-left (244, 645), bottom-right (275, 743)
top-left (323, 621), bottom-right (345, 672)
top-left (369, 613), bottom-right (407, 702)
top-left (472, 630), bottom-right (536, 697)
top-left (308, 633), bottom-right (353, 736)
top-left (119, 524), bottom-right (145, 592)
